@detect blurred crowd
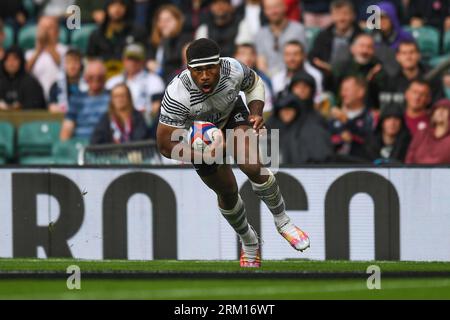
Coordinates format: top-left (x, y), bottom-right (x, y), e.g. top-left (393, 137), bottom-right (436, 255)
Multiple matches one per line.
top-left (1, 0), bottom-right (450, 165)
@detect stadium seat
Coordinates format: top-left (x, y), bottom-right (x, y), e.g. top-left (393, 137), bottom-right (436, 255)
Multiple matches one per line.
top-left (0, 121), bottom-right (15, 161)
top-left (305, 27), bottom-right (321, 51)
top-left (404, 26), bottom-right (440, 60)
top-left (22, 0), bottom-right (36, 17)
top-left (3, 24), bottom-right (14, 49)
top-left (17, 121), bottom-right (61, 157)
top-left (18, 24), bottom-right (69, 51)
top-left (19, 156), bottom-right (57, 165)
top-left (444, 31), bottom-right (450, 55)
top-left (52, 138), bottom-right (89, 164)
top-left (70, 24), bottom-right (97, 54)
top-left (429, 54), bottom-right (450, 68)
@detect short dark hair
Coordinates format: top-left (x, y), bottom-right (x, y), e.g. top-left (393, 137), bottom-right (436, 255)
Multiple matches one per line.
top-left (186, 38), bottom-right (221, 64)
top-left (341, 75), bottom-right (367, 91)
top-left (397, 40), bottom-right (420, 53)
top-left (330, 0), bottom-right (354, 12)
top-left (235, 43), bottom-right (256, 54)
top-left (284, 40), bottom-right (305, 53)
top-left (351, 33), bottom-right (374, 46)
top-left (408, 79), bottom-right (431, 91)
top-left (66, 48), bottom-right (83, 60)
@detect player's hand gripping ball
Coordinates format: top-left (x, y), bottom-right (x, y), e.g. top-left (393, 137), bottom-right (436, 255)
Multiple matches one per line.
top-left (188, 121), bottom-right (223, 152)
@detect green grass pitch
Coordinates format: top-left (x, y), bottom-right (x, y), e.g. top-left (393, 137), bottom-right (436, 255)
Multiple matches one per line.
top-left (0, 258), bottom-right (449, 299)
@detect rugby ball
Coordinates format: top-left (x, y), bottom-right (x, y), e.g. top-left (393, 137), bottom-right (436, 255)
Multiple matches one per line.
top-left (188, 121), bottom-right (222, 151)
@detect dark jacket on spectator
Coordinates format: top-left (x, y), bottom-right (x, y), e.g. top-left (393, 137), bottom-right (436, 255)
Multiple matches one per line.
top-left (148, 32), bottom-right (192, 84)
top-left (176, 0), bottom-right (211, 35)
top-left (365, 105), bottom-right (411, 163)
top-left (309, 24), bottom-right (363, 66)
top-left (90, 109), bottom-right (150, 145)
top-left (302, 0), bottom-right (332, 13)
top-left (381, 63), bottom-right (444, 108)
top-left (267, 94), bottom-right (333, 164)
top-left (201, 11), bottom-right (241, 58)
top-left (333, 56), bottom-right (387, 108)
top-left (329, 106), bottom-right (375, 160)
top-left (309, 23), bottom-right (363, 90)
top-left (0, 47), bottom-right (46, 110)
top-left (87, 0), bottom-right (146, 61)
top-left (372, 2), bottom-right (414, 76)
top-left (407, 0), bottom-right (450, 31)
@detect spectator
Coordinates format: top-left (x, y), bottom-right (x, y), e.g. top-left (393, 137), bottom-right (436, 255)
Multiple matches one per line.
top-left (289, 69), bottom-right (331, 117)
top-left (60, 60), bottom-right (110, 141)
top-left (176, 0), bottom-right (211, 35)
top-left (333, 33), bottom-right (387, 109)
top-left (234, 0), bottom-right (266, 45)
top-left (75, 0), bottom-right (106, 24)
top-left (25, 16), bottom-right (68, 100)
top-left (147, 4), bottom-right (192, 83)
top-left (301, 0), bottom-right (333, 28)
top-left (0, 46), bottom-right (46, 110)
top-left (365, 104), bottom-right (411, 163)
top-left (91, 83), bottom-right (150, 144)
top-left (406, 99), bottom-right (450, 164)
top-left (255, 0), bottom-right (306, 77)
top-left (48, 48), bottom-right (87, 114)
top-left (267, 94), bottom-right (332, 164)
top-left (132, 0), bottom-right (165, 28)
top-left (444, 71), bottom-right (450, 99)
top-left (372, 2), bottom-right (414, 76)
top-left (283, 0), bottom-right (301, 21)
top-left (407, 0), bottom-right (450, 32)
top-left (382, 40), bottom-right (444, 108)
top-left (0, 19), bottom-right (6, 61)
top-left (107, 43), bottom-right (165, 136)
top-left (272, 40), bottom-right (323, 103)
top-left (352, 0), bottom-right (407, 27)
top-left (403, 79), bottom-right (431, 136)
top-left (0, 1), bottom-right (27, 34)
top-left (195, 0), bottom-right (245, 58)
top-left (309, 0), bottom-right (363, 88)
top-left (234, 43), bottom-right (274, 114)
top-left (329, 76), bottom-right (375, 161)
top-left (87, 0), bottom-right (146, 78)
top-left (40, 0), bottom-right (75, 18)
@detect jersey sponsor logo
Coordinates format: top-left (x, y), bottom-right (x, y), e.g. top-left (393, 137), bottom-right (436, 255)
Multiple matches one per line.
top-left (234, 113), bottom-right (245, 123)
top-left (227, 89), bottom-right (238, 102)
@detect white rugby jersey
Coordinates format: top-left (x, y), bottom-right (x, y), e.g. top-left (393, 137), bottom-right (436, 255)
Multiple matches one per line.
top-left (159, 57), bottom-right (257, 129)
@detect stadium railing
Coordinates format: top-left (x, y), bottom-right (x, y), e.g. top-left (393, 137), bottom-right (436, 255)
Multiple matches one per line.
top-left (80, 140), bottom-right (164, 165)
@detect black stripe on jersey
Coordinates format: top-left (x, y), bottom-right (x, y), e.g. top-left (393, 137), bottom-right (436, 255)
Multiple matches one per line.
top-left (164, 92), bottom-right (190, 112)
top-left (161, 101), bottom-right (188, 116)
top-left (180, 74), bottom-right (192, 91)
top-left (221, 59), bottom-right (231, 77)
top-left (162, 92), bottom-right (190, 117)
top-left (239, 61), bottom-right (255, 91)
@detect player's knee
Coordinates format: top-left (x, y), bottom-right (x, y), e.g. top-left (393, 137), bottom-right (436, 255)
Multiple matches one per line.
top-left (240, 164), bottom-right (262, 181)
top-left (217, 188), bottom-right (238, 208)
